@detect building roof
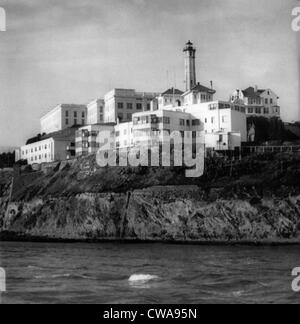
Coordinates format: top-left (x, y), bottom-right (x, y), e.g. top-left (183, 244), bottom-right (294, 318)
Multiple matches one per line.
top-left (161, 88), bottom-right (184, 96)
top-left (242, 87), bottom-right (262, 99)
top-left (26, 126), bottom-right (80, 145)
top-left (184, 83), bottom-right (216, 95)
top-left (241, 87), bottom-right (279, 100)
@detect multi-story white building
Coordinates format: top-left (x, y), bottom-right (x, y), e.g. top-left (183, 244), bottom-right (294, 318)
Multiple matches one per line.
top-left (132, 109), bottom-right (202, 147)
top-left (87, 99), bottom-right (105, 125)
top-left (179, 101), bottom-right (247, 150)
top-left (40, 104), bottom-right (87, 134)
top-left (75, 124), bottom-right (115, 156)
top-left (104, 89), bottom-right (159, 123)
top-left (19, 128), bottom-right (77, 165)
top-left (231, 86), bottom-right (280, 118)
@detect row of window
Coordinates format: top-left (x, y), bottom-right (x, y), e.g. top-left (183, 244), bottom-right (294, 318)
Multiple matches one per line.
top-left (117, 102), bottom-right (151, 111)
top-left (65, 111), bottom-right (85, 118)
top-left (200, 94), bottom-right (212, 101)
top-left (22, 144), bottom-right (50, 155)
top-left (209, 103), bottom-right (246, 113)
top-left (205, 116), bottom-right (228, 124)
top-left (65, 119), bottom-right (85, 126)
top-left (115, 128), bottom-right (133, 137)
top-left (133, 116), bottom-right (171, 125)
top-left (29, 154), bottom-right (50, 162)
top-left (248, 98), bottom-right (274, 105)
top-left (132, 129), bottom-right (199, 139)
top-left (179, 119), bottom-right (201, 127)
top-left (247, 107), bottom-right (272, 114)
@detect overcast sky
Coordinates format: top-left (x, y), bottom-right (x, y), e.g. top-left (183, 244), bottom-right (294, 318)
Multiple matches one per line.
top-left (0, 0), bottom-right (299, 149)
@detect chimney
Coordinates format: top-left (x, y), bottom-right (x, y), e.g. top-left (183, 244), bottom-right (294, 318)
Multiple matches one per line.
top-left (210, 81), bottom-right (213, 90)
top-left (255, 85), bottom-right (258, 93)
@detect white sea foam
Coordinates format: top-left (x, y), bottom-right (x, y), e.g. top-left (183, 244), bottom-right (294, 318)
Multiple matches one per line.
top-left (128, 274), bottom-right (159, 283)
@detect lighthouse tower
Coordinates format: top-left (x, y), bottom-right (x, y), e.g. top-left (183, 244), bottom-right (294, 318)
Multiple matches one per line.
top-left (183, 41), bottom-right (197, 92)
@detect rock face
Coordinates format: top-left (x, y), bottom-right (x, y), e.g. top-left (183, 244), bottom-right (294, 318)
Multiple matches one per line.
top-left (1, 184), bottom-right (300, 243)
top-left (1, 153), bottom-right (300, 243)
top-left (0, 170), bottom-right (13, 229)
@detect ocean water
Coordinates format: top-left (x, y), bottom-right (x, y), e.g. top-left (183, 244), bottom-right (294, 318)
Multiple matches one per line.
top-left (0, 242), bottom-right (299, 304)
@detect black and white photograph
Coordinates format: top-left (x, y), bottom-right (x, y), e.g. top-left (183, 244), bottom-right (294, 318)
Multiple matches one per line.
top-left (0, 0), bottom-right (300, 307)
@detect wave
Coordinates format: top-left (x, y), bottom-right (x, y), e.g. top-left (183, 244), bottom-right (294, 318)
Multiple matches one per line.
top-left (34, 273), bottom-right (71, 279)
top-left (128, 274), bottom-right (159, 283)
top-left (27, 266), bottom-right (45, 270)
top-left (33, 273), bottom-right (98, 280)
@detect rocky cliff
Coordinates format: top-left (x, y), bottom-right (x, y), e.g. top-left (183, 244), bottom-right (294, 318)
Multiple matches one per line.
top-left (1, 153), bottom-right (300, 243)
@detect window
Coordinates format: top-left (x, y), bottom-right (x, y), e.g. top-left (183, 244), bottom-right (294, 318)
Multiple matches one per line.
top-left (124, 129), bottom-right (127, 135)
top-left (186, 120), bottom-right (190, 127)
top-left (118, 102), bottom-right (124, 109)
top-left (115, 131), bottom-right (120, 137)
top-left (82, 112), bottom-right (85, 118)
top-left (192, 119), bottom-right (201, 126)
top-left (127, 113), bottom-right (132, 120)
top-left (82, 119), bottom-right (85, 125)
top-left (205, 118), bottom-right (207, 123)
top-left (118, 113), bottom-right (124, 121)
top-left (222, 116), bottom-right (228, 123)
top-left (127, 103), bottom-right (133, 110)
top-left (163, 117), bottom-right (170, 124)
top-left (179, 119), bottom-right (185, 126)
top-left (74, 112), bottom-right (77, 118)
top-left (100, 115), bottom-right (104, 122)
top-left (248, 108), bottom-right (253, 114)
top-left (66, 119), bottom-right (69, 125)
top-left (65, 111), bottom-right (69, 117)
top-left (211, 117), bottom-right (215, 124)
top-left (74, 119), bottom-right (77, 125)
top-left (147, 104), bottom-right (151, 111)
top-left (255, 107), bottom-right (261, 114)
top-left (100, 106), bottom-right (104, 113)
top-left (270, 99), bottom-right (273, 105)
top-left (264, 108), bottom-right (269, 114)
top-left (265, 99), bottom-right (268, 105)
top-left (136, 103), bottom-right (142, 110)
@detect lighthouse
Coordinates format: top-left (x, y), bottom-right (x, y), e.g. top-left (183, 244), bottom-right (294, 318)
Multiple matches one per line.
top-left (183, 41), bottom-right (197, 92)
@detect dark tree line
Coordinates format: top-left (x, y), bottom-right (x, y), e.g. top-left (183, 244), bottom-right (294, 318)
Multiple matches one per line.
top-left (0, 152), bottom-right (15, 168)
top-left (247, 117), bottom-right (298, 143)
